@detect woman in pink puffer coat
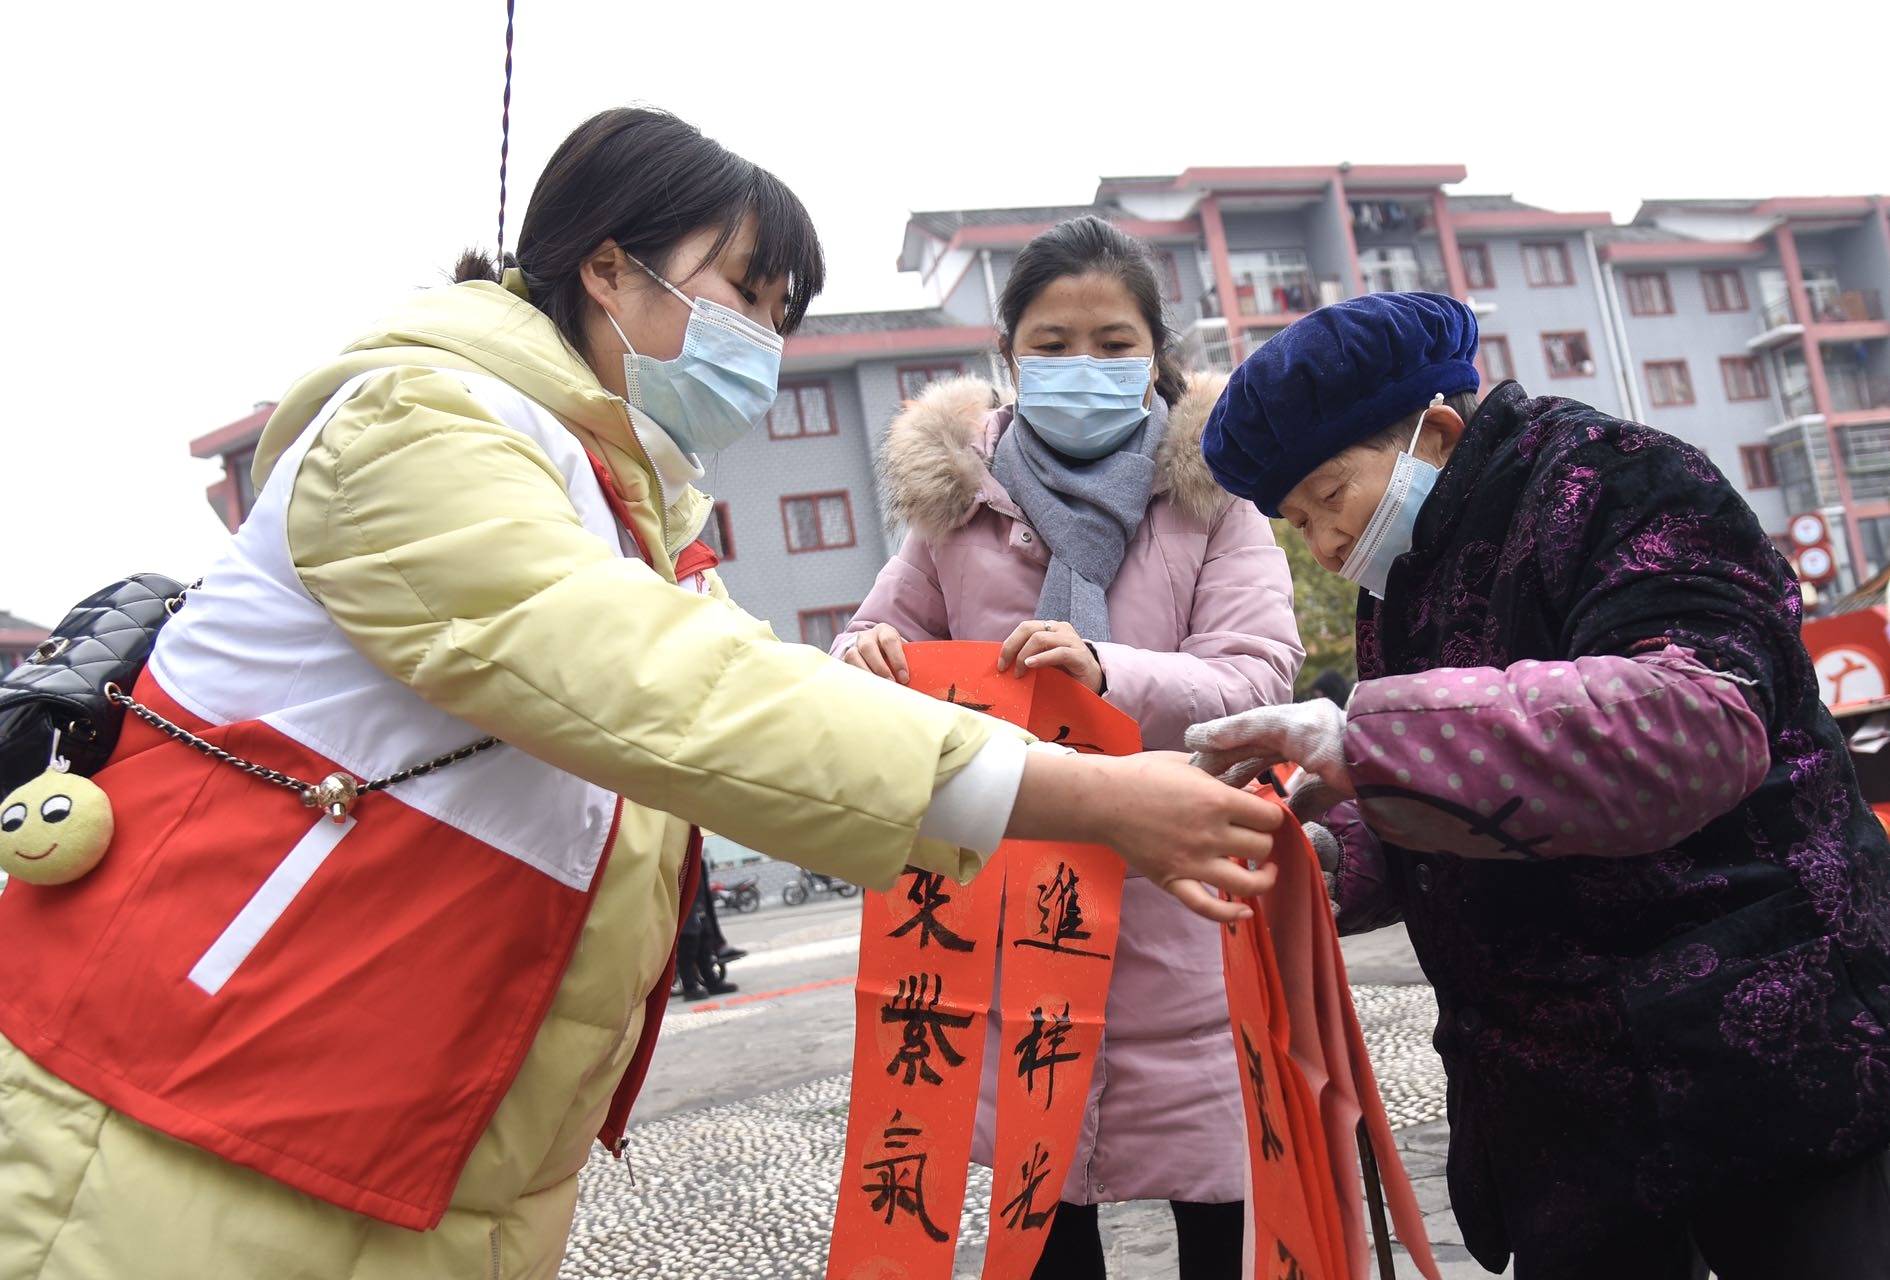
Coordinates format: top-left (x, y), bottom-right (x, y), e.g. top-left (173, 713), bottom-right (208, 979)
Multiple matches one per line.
top-left (835, 216), bottom-right (1303, 1279)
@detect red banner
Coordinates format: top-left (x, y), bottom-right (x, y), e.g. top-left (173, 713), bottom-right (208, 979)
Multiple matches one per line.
top-left (1223, 795), bottom-right (1441, 1280)
top-left (827, 644), bottom-right (1133, 1280)
top-left (980, 671), bottom-right (1136, 1278)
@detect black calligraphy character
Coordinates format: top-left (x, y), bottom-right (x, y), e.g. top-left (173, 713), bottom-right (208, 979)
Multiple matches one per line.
top-left (1275, 1241), bottom-right (1306, 1280)
top-left (883, 973), bottom-right (973, 1086)
top-left (999, 1141), bottom-right (1055, 1231)
top-left (1241, 1026), bottom-right (1286, 1161)
top-left (942, 684), bottom-right (994, 714)
top-left (1049, 724), bottom-right (1104, 754)
top-left (860, 1109), bottom-right (950, 1243)
top-left (889, 871), bottom-right (974, 953)
top-left (1013, 1002), bottom-right (1079, 1107)
top-left (1012, 862), bottom-right (1110, 959)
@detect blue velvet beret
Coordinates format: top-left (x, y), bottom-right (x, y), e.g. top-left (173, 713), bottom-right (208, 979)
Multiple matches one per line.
top-left (1202, 291), bottom-right (1480, 517)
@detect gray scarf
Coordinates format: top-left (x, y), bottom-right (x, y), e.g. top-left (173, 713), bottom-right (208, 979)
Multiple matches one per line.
top-left (990, 397), bottom-right (1167, 643)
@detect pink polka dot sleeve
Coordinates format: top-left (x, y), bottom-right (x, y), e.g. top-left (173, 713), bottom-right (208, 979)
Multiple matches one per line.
top-left (1342, 645), bottom-right (1769, 859)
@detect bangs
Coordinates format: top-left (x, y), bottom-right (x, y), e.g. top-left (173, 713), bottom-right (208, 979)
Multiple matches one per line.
top-left (742, 168), bottom-right (826, 335)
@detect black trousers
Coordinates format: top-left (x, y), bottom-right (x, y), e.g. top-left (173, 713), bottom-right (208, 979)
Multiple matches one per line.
top-left (1514, 1145), bottom-right (1890, 1280)
top-left (1029, 1200), bottom-right (1244, 1280)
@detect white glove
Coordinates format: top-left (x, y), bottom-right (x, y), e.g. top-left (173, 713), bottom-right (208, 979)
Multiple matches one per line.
top-left (1184, 699), bottom-right (1355, 801)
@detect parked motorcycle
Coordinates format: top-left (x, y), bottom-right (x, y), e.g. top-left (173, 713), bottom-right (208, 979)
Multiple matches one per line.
top-left (781, 868), bottom-right (859, 907)
top-left (713, 876), bottom-right (761, 915)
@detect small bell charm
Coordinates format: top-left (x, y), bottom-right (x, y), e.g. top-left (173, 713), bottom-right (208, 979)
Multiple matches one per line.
top-left (305, 772), bottom-right (361, 824)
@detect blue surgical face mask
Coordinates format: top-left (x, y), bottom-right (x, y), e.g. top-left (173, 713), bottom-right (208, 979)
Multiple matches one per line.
top-left (1014, 354), bottom-right (1154, 460)
top-left (1338, 395), bottom-right (1444, 600)
top-left (604, 254), bottom-right (783, 456)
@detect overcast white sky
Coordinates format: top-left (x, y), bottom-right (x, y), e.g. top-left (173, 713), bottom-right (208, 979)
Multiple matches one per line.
top-left (3, 0), bottom-right (1886, 624)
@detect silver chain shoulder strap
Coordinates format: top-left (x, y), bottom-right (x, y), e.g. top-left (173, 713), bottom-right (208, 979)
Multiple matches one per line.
top-left (112, 582), bottom-right (499, 823)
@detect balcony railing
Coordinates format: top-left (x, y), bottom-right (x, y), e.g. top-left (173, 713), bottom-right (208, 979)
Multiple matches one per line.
top-left (1231, 271), bottom-right (1323, 316)
top-left (1761, 295), bottom-right (1797, 331)
top-left (1359, 266), bottom-right (1452, 296)
top-left (1759, 285), bottom-right (1885, 333)
top-left (1180, 319), bottom-right (1238, 375)
top-left (1809, 285), bottom-right (1883, 324)
top-left (1828, 370), bottom-right (1890, 415)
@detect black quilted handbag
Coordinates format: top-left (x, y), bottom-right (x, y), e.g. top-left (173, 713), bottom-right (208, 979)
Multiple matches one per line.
top-left (0, 574), bottom-right (188, 797)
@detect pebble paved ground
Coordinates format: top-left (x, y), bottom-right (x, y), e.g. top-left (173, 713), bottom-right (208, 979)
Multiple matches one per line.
top-left (559, 980), bottom-right (1464, 1279)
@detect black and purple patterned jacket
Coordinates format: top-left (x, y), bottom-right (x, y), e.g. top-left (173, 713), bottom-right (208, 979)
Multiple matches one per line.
top-left (1328, 381), bottom-right (1890, 1266)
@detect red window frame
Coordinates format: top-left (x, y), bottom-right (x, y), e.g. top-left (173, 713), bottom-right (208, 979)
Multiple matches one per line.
top-left (1157, 249), bottom-right (1184, 302)
top-left (779, 490), bottom-right (857, 554)
top-left (1645, 359), bottom-right (1696, 407)
top-left (701, 502), bottom-right (736, 560)
top-left (1720, 355), bottom-right (1768, 403)
top-left (1461, 244), bottom-right (1496, 291)
top-left (1623, 271), bottom-right (1675, 316)
top-left (1740, 444), bottom-right (1778, 489)
top-left (1541, 331), bottom-right (1594, 379)
top-left (1522, 242), bottom-right (1575, 288)
top-left (798, 604), bottom-right (861, 648)
top-left (1477, 335), bottom-right (1515, 384)
top-left (897, 363), bottom-right (966, 401)
top-left (1702, 268), bottom-right (1749, 313)
top-left (767, 380), bottom-right (837, 440)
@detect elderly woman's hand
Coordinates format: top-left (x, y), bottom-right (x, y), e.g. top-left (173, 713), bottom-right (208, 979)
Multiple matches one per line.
top-left (1184, 699), bottom-right (1354, 800)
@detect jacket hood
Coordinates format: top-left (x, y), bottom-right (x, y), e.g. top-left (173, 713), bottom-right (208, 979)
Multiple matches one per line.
top-left (879, 371), bottom-right (1234, 539)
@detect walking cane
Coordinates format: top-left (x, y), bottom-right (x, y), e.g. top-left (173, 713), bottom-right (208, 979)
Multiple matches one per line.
top-left (1358, 1121), bottom-right (1398, 1280)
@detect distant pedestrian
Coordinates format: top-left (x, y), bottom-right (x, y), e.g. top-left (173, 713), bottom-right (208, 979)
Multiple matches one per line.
top-left (679, 874), bottom-right (736, 1000)
top-left (1306, 668), bottom-right (1352, 706)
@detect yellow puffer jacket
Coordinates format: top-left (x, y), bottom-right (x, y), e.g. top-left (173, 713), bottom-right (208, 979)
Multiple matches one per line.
top-left (0, 278), bottom-right (1019, 1279)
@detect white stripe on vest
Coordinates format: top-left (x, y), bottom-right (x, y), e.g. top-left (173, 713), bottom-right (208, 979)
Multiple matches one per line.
top-left (151, 369), bottom-right (623, 894)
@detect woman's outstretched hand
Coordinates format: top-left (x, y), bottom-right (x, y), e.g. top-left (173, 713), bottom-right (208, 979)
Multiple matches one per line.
top-left (840, 623), bottom-right (910, 684)
top-left (1185, 700), bottom-right (1355, 801)
top-left (1006, 750), bottom-right (1282, 924)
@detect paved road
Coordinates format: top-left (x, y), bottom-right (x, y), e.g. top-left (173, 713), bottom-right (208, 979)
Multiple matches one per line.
top-left (562, 898), bottom-right (1506, 1279)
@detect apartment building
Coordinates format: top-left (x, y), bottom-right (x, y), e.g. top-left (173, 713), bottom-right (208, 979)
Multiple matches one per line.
top-left (188, 170), bottom-right (1890, 645)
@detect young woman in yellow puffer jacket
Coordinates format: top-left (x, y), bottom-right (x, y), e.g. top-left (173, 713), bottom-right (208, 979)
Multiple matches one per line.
top-left (0, 108), bottom-right (1286, 1280)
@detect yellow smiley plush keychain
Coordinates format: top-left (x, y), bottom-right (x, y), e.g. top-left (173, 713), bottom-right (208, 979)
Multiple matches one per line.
top-left (0, 730), bottom-right (114, 886)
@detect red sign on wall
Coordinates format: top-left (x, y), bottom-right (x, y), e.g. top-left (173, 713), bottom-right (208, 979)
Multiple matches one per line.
top-left (1802, 606), bottom-right (1890, 709)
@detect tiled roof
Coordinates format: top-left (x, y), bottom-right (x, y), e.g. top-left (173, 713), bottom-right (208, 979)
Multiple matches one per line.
top-left (1595, 224), bottom-right (1699, 243)
top-left (0, 608), bottom-right (49, 635)
top-left (907, 204), bottom-right (1108, 240)
top-left (1445, 194), bottom-right (1541, 213)
top-left (797, 307), bottom-right (961, 336)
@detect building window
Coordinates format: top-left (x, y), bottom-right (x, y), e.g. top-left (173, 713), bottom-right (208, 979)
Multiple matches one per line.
top-left (1461, 244), bottom-right (1495, 290)
top-left (1702, 269), bottom-right (1748, 313)
top-left (767, 381), bottom-right (836, 440)
top-left (799, 605), bottom-right (859, 649)
top-left (1542, 331), bottom-right (1595, 378)
top-left (1721, 356), bottom-right (1768, 403)
top-left (1645, 360), bottom-right (1696, 407)
top-left (897, 363), bottom-right (965, 401)
top-left (700, 502), bottom-right (736, 560)
top-left (1740, 444), bottom-right (1778, 489)
top-left (1157, 250), bottom-right (1184, 303)
top-left (1479, 335), bottom-right (1514, 384)
top-left (781, 491), bottom-right (856, 553)
top-left (1522, 242), bottom-right (1575, 288)
top-left (1623, 271), bottom-right (1674, 316)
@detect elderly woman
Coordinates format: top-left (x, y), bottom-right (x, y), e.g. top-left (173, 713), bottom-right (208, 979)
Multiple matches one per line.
top-left (1188, 292), bottom-right (1890, 1280)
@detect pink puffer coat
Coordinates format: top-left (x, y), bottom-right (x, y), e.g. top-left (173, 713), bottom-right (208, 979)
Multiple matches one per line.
top-left (834, 373), bottom-right (1303, 1205)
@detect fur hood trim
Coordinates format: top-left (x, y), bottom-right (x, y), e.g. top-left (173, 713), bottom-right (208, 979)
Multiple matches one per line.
top-left (879, 371), bottom-right (1233, 539)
